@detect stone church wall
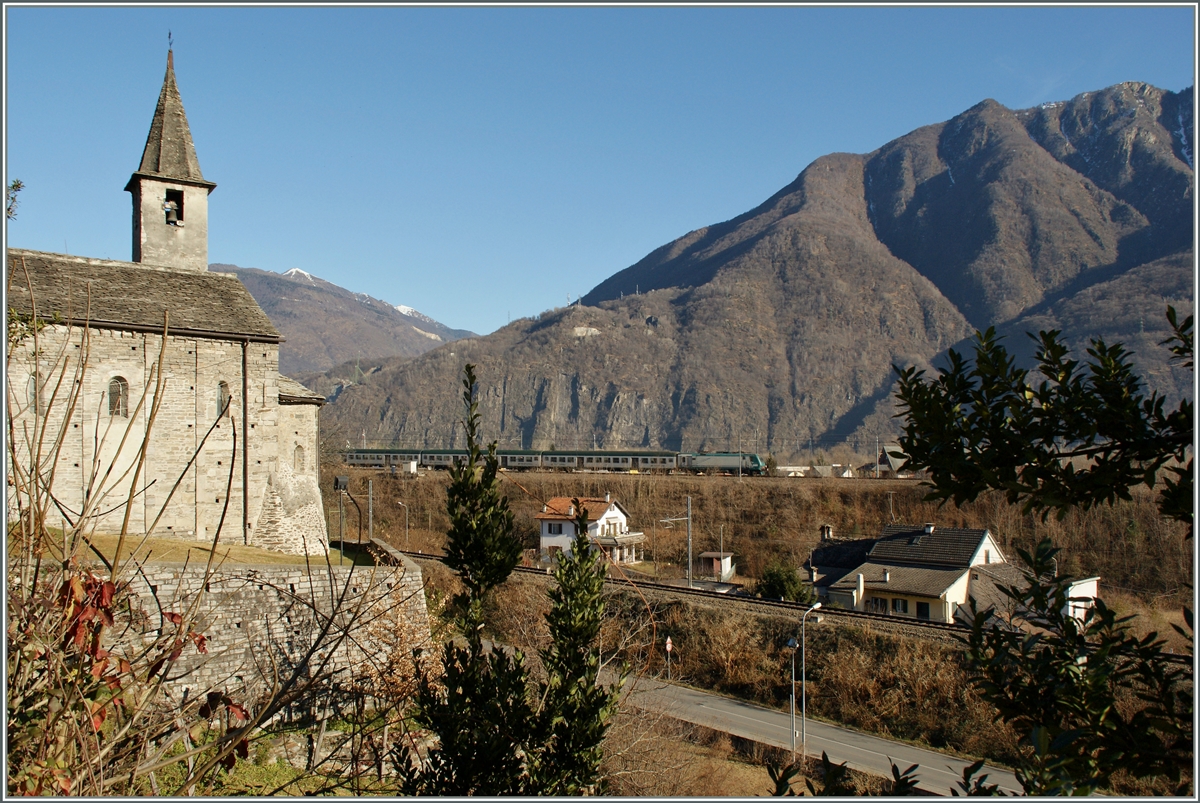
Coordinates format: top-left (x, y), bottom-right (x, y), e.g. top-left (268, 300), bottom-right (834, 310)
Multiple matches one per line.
top-left (7, 325), bottom-right (325, 555)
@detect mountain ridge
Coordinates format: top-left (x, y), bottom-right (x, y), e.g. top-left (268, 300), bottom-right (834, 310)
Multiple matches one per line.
top-left (210, 263), bottom-right (476, 375)
top-left (311, 81), bottom-right (1193, 461)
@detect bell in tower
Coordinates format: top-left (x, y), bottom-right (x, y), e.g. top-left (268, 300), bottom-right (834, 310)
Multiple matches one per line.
top-left (124, 49), bottom-right (216, 272)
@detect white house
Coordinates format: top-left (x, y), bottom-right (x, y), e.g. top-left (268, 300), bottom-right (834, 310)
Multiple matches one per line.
top-left (811, 523), bottom-right (1098, 624)
top-left (535, 493), bottom-right (645, 564)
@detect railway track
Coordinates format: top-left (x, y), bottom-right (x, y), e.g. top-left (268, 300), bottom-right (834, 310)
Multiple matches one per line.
top-left (404, 550), bottom-right (968, 639)
top-left (398, 549), bottom-right (1194, 665)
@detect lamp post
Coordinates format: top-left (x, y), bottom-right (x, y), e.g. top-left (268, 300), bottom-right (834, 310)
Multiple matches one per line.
top-left (397, 501), bottom-right (409, 550)
top-left (786, 636), bottom-right (798, 761)
top-left (801, 602), bottom-right (823, 758)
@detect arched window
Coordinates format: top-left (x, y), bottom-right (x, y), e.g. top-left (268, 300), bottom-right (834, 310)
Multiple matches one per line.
top-left (217, 381), bottom-right (231, 418)
top-left (294, 445), bottom-right (306, 472)
top-left (108, 376), bottom-right (129, 417)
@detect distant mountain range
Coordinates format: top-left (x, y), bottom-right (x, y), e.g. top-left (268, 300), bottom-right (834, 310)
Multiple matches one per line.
top-left (209, 264), bottom-right (475, 376)
top-left (307, 82), bottom-right (1193, 460)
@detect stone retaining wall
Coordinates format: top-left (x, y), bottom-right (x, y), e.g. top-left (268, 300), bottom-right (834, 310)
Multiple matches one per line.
top-left (113, 551), bottom-right (430, 702)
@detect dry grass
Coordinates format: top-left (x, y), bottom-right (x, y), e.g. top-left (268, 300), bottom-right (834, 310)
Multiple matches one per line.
top-left (1102, 587), bottom-right (1193, 654)
top-left (331, 465), bottom-right (1192, 603)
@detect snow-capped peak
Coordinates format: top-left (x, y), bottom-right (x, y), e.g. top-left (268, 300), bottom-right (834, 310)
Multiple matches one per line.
top-left (394, 304), bottom-right (436, 324)
top-left (283, 268), bottom-right (317, 284)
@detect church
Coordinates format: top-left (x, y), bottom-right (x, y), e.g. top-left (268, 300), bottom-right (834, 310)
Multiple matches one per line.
top-left (7, 51), bottom-right (328, 555)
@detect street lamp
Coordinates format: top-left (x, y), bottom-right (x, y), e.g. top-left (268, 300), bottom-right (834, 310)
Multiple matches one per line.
top-left (397, 501), bottom-right (409, 550)
top-left (801, 602), bottom-right (823, 759)
top-left (786, 636), bottom-right (798, 761)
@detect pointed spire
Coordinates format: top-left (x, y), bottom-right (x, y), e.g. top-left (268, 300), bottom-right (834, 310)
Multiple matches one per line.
top-left (127, 50), bottom-right (215, 191)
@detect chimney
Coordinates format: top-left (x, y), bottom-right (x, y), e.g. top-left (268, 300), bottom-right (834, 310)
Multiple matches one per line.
top-left (542, 504), bottom-right (547, 513)
top-left (884, 569), bottom-right (890, 583)
top-left (855, 573), bottom-right (865, 609)
top-left (605, 491), bottom-right (611, 503)
top-left (820, 524), bottom-right (833, 541)
top-left (924, 522), bottom-right (935, 534)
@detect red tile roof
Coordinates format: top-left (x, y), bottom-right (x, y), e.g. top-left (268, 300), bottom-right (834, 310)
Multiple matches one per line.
top-left (534, 497), bottom-right (620, 521)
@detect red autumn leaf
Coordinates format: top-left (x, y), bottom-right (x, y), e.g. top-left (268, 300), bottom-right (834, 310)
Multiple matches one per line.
top-left (219, 752), bottom-right (236, 771)
top-left (118, 658), bottom-right (133, 675)
top-left (90, 656), bottom-right (109, 679)
top-left (64, 621), bottom-right (87, 649)
top-left (190, 632), bottom-right (208, 654)
top-left (98, 581), bottom-right (115, 608)
top-left (164, 612), bottom-right (183, 625)
top-left (235, 738), bottom-right (249, 759)
top-left (228, 702), bottom-right (249, 722)
top-left (147, 657), bottom-right (166, 679)
top-left (89, 630), bottom-right (105, 659)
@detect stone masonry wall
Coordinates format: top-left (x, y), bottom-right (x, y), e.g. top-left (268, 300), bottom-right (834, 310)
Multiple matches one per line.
top-left (112, 553), bottom-right (430, 702)
top-left (7, 325), bottom-right (326, 555)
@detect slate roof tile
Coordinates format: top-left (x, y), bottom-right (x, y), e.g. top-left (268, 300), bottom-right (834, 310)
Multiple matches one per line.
top-left (870, 524), bottom-right (989, 568)
top-left (127, 50), bottom-right (214, 189)
top-left (278, 375), bottom-right (325, 405)
top-left (7, 249), bottom-right (280, 341)
top-left (828, 561), bottom-right (967, 599)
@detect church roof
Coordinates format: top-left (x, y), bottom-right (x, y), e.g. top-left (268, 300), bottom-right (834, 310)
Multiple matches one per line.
top-left (278, 375), bottom-right (326, 405)
top-left (7, 249), bottom-right (280, 342)
top-left (125, 50), bottom-right (215, 192)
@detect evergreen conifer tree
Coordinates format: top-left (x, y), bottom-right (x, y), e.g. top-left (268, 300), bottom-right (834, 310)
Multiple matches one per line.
top-left (398, 366), bottom-right (621, 794)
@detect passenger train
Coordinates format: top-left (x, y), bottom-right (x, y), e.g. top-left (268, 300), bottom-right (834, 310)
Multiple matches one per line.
top-left (342, 448), bottom-right (767, 475)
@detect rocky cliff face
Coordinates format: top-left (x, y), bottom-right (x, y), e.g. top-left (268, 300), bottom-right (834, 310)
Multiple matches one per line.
top-left (314, 82), bottom-right (1193, 461)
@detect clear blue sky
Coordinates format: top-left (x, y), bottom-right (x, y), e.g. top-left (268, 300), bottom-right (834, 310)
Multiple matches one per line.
top-left (5, 5), bottom-right (1195, 335)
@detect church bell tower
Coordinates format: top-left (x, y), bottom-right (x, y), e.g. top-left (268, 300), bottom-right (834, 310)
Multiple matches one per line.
top-left (125, 49), bottom-right (216, 272)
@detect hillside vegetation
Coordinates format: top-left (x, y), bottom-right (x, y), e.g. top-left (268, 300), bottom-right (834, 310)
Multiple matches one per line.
top-left (324, 467), bottom-right (1191, 604)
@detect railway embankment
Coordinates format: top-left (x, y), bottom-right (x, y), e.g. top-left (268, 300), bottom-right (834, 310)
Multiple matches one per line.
top-left (327, 465), bottom-right (1192, 615)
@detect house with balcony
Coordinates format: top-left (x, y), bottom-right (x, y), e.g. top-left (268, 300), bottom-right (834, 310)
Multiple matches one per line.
top-left (536, 493), bottom-right (645, 564)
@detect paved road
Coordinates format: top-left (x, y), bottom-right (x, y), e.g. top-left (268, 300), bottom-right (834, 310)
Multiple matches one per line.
top-left (623, 678), bottom-right (1023, 796)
